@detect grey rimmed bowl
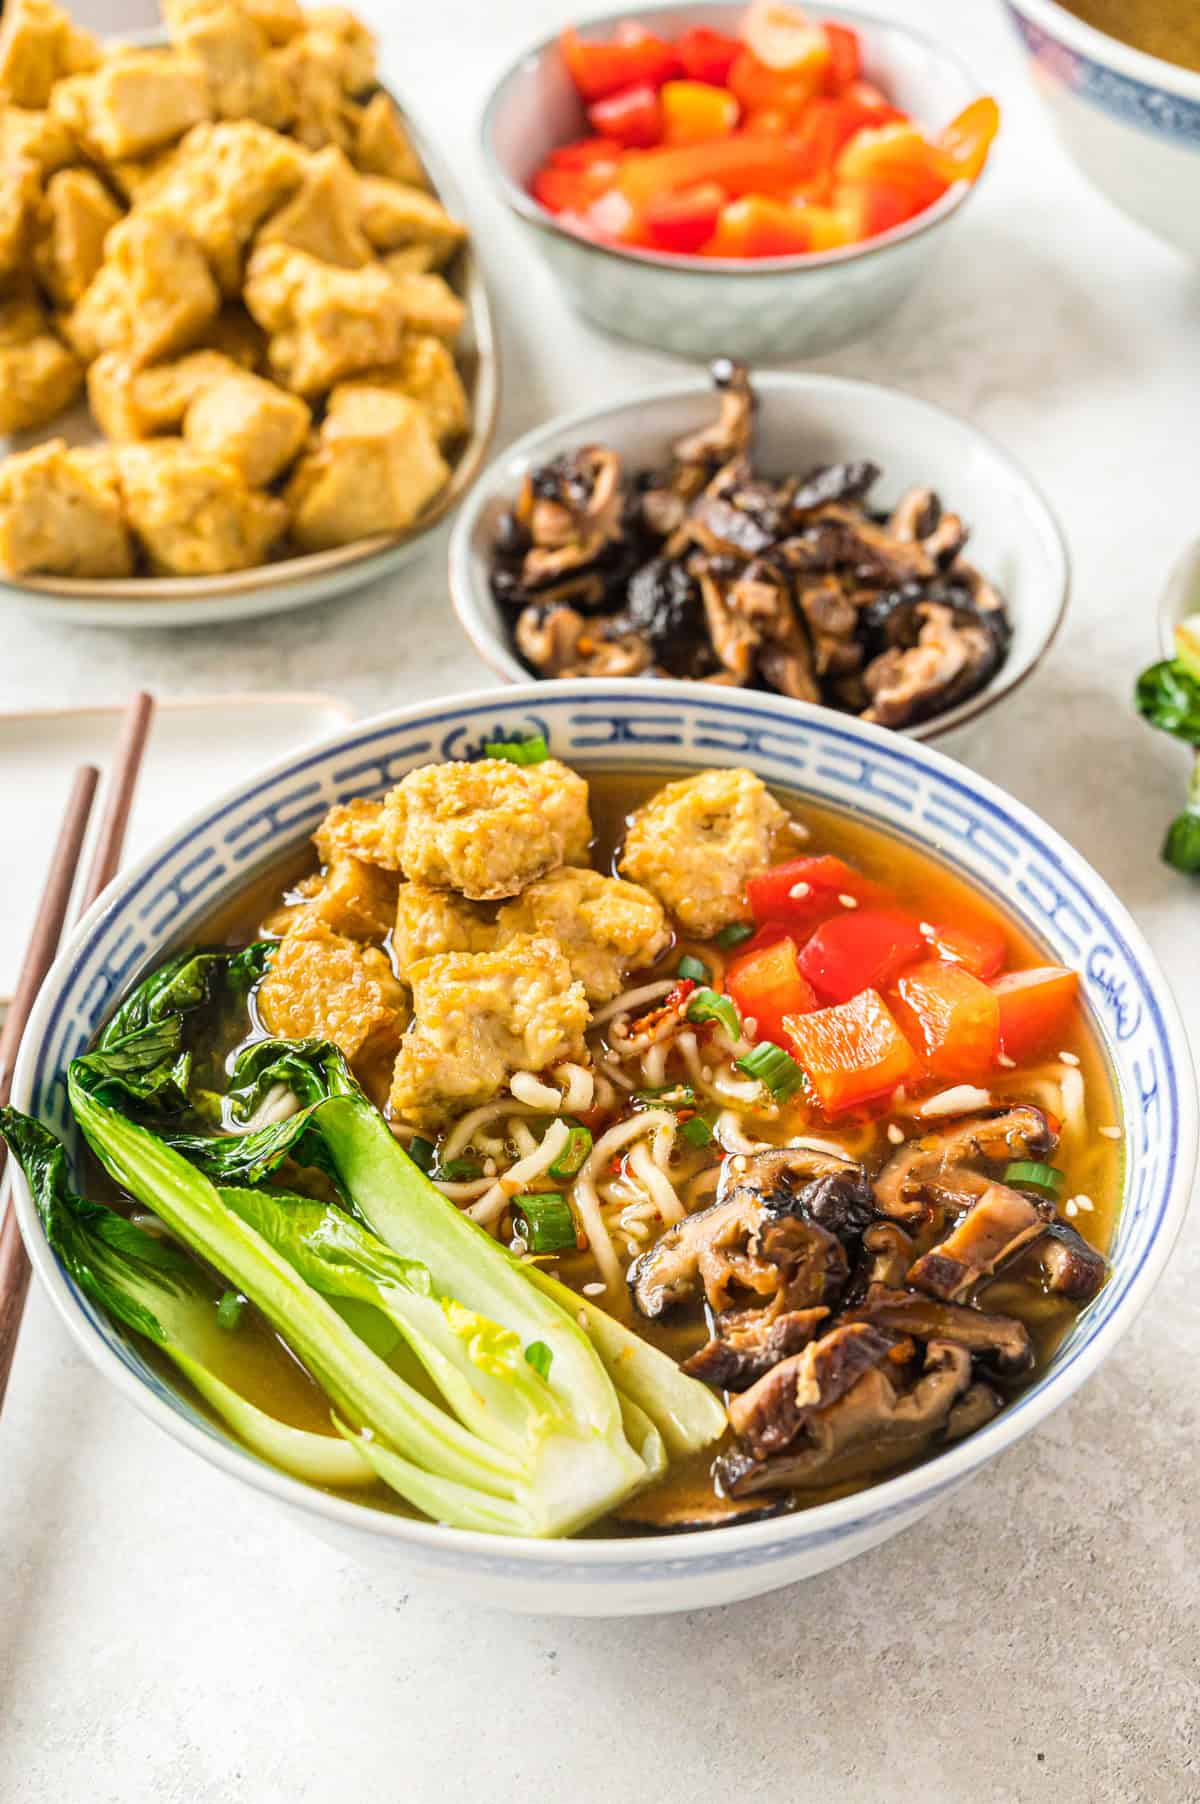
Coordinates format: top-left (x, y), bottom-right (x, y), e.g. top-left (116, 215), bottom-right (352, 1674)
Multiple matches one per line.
top-left (480, 1), bottom-right (989, 361)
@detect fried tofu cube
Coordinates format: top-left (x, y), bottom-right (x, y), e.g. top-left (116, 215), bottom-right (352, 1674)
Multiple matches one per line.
top-left (497, 869), bottom-right (669, 1003)
top-left (51, 50), bottom-right (210, 161)
top-left (393, 882), bottom-right (497, 975)
top-left (116, 440), bottom-right (287, 574)
top-left (357, 177), bottom-right (465, 264)
top-left (0, 293), bottom-right (83, 432)
top-left (380, 244), bottom-right (436, 276)
top-left (243, 242), bottom-right (407, 392)
top-left (350, 90), bottom-right (424, 186)
top-left (0, 152), bottom-right (40, 278)
top-left (183, 369), bottom-right (310, 485)
top-left (380, 758), bottom-right (592, 902)
top-left (255, 144), bottom-right (370, 266)
top-left (162, 0), bottom-right (291, 126)
top-left (65, 214), bottom-right (219, 368)
top-left (313, 795), bottom-right (388, 867)
top-left (0, 0), bottom-right (98, 109)
top-left (284, 386), bottom-right (447, 549)
top-left (389, 936), bottom-right (588, 1127)
top-left (266, 31), bottom-right (351, 152)
top-left (136, 120), bottom-right (306, 296)
top-left (620, 768), bottom-right (790, 938)
top-left (266, 854), bottom-right (398, 941)
top-left (304, 8), bottom-right (375, 92)
top-left (345, 337), bottom-right (469, 446)
top-left (242, 0), bottom-right (304, 43)
top-left (202, 306), bottom-right (266, 369)
top-left (385, 270), bottom-right (464, 343)
top-left (33, 167), bottom-right (122, 307)
top-left (0, 105), bottom-right (75, 174)
top-left (258, 917), bottom-right (406, 1066)
top-left (87, 347), bottom-right (243, 441)
top-left (0, 437), bottom-right (132, 577)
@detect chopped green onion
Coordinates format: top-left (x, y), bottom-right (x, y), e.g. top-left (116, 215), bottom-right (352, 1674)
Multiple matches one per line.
top-left (716, 922), bottom-right (754, 950)
top-left (679, 1109), bottom-right (717, 1149)
top-left (677, 954), bottom-right (710, 984)
top-left (548, 1122), bottom-right (592, 1179)
top-left (438, 1156), bottom-right (483, 1182)
top-left (633, 1083), bottom-right (697, 1108)
top-left (524, 1340), bottom-right (553, 1380)
top-left (512, 1192), bottom-right (577, 1254)
top-left (483, 734), bottom-right (550, 766)
top-left (686, 987), bottom-right (741, 1040)
top-left (216, 1289), bottom-right (245, 1332)
top-left (735, 1040), bottom-right (805, 1101)
top-left (1004, 1160), bottom-right (1066, 1199)
top-left (407, 1135), bottom-right (437, 1174)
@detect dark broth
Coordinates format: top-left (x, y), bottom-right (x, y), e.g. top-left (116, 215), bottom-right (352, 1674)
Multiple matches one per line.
top-left (1055, 0), bottom-right (1200, 71)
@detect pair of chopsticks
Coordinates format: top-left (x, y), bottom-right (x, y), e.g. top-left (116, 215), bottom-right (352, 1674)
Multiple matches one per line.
top-left (0, 692), bottom-right (155, 1412)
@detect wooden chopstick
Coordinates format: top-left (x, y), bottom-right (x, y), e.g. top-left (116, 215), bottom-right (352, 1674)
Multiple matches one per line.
top-left (0, 689), bottom-right (157, 1411)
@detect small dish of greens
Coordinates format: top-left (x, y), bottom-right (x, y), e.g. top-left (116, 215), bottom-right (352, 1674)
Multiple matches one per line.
top-left (1136, 612), bottom-right (1200, 875)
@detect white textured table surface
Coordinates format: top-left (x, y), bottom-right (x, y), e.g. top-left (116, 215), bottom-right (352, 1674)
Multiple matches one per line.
top-left (3, 2), bottom-right (1199, 1800)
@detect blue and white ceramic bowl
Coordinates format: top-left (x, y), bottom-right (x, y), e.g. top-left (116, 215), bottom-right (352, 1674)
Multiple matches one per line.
top-left (10, 683), bottom-right (1196, 1616)
top-left (1005, 0), bottom-right (1200, 257)
top-left (481, 3), bottom-right (986, 361)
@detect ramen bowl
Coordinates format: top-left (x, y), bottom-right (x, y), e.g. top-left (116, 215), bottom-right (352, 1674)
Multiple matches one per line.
top-left (1005, 0), bottom-right (1200, 257)
top-left (10, 682), bottom-right (1196, 1615)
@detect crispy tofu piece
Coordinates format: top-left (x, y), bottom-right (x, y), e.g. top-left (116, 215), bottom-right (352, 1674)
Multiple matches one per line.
top-left (258, 916), bottom-right (406, 1066)
top-left (357, 176), bottom-right (465, 264)
top-left (51, 50), bottom-right (210, 161)
top-left (343, 337), bottom-right (469, 446)
top-left (87, 347), bottom-right (243, 441)
top-left (136, 120), bottom-right (306, 296)
top-left (266, 31), bottom-right (351, 152)
top-left (350, 90), bottom-right (424, 186)
top-left (265, 854), bottom-right (397, 941)
top-left (389, 935), bottom-right (588, 1127)
top-left (183, 369), bottom-right (310, 485)
top-left (162, 0), bottom-right (291, 126)
top-left (65, 214), bottom-right (219, 368)
top-left (202, 306), bottom-right (266, 369)
top-left (242, 0), bottom-right (304, 43)
top-left (393, 882), bottom-right (497, 975)
top-left (384, 269), bottom-right (464, 343)
top-left (244, 241), bottom-right (406, 392)
top-left (305, 8), bottom-right (375, 91)
top-left (0, 152), bottom-right (40, 278)
top-left (0, 105), bottom-right (75, 173)
top-left (33, 167), bottom-right (122, 307)
top-left (255, 144), bottom-right (370, 267)
top-left (380, 758), bottom-right (592, 902)
top-left (116, 439), bottom-right (287, 574)
top-left (380, 243), bottom-right (436, 276)
top-left (497, 868), bottom-right (669, 1003)
top-left (620, 768), bottom-right (790, 938)
top-left (313, 795), bottom-right (389, 867)
top-left (0, 292), bottom-right (82, 432)
top-left (0, 436), bottom-right (132, 576)
top-left (285, 385), bottom-right (447, 549)
top-left (0, 0), bottom-right (98, 109)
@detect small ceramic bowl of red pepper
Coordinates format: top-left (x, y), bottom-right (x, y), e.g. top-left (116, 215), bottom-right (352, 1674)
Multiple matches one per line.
top-left (481, 2), bottom-right (998, 361)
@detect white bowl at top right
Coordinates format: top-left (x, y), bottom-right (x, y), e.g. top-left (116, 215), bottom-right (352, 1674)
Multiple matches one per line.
top-left (1004, 0), bottom-right (1200, 256)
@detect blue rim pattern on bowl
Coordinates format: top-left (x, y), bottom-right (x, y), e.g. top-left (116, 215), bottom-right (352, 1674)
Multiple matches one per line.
top-left (11, 684), bottom-right (1196, 1585)
top-left (1005, 7), bottom-right (1200, 144)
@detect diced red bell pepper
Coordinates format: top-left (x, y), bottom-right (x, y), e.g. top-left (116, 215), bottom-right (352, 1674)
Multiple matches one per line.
top-left (821, 22), bottom-right (861, 93)
top-left (588, 82), bottom-right (663, 147)
top-left (991, 966), bottom-right (1080, 1063)
top-left (933, 96), bottom-right (1000, 183)
top-left (660, 79), bottom-right (740, 145)
top-left (798, 908), bottom-right (926, 1005)
top-left (617, 132), bottom-right (816, 204)
top-left (643, 181), bottom-right (725, 253)
top-left (549, 137), bottom-right (624, 170)
top-left (725, 933), bottom-right (818, 1043)
top-left (532, 164), bottom-right (602, 214)
top-left (892, 961), bottom-right (1000, 1079)
top-left (703, 193), bottom-right (811, 257)
top-left (742, 1), bottom-right (832, 81)
top-left (925, 918), bottom-right (1007, 981)
top-left (559, 25), bottom-right (680, 102)
top-left (784, 988), bottom-right (920, 1115)
top-left (746, 854), bottom-right (892, 928)
top-left (728, 48), bottom-right (820, 119)
top-left (677, 24), bottom-right (741, 86)
top-left (836, 122), bottom-right (950, 219)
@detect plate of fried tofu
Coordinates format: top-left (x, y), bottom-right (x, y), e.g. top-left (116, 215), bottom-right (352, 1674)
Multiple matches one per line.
top-left (0, 0), bottom-right (498, 625)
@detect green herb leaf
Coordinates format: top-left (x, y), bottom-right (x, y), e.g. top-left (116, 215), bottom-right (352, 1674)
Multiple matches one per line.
top-left (407, 1135), bottom-right (437, 1174)
top-left (438, 1156), bottom-right (483, 1182)
top-left (677, 954), bottom-right (710, 984)
top-left (216, 1289), bottom-right (245, 1331)
top-left (524, 1340), bottom-right (553, 1380)
top-left (735, 1040), bottom-right (805, 1100)
top-left (483, 734), bottom-right (550, 766)
top-left (686, 987), bottom-right (741, 1040)
top-left (1004, 1160), bottom-right (1066, 1198)
top-left (547, 1122), bottom-right (592, 1180)
top-left (678, 1109), bottom-right (717, 1149)
top-left (511, 1192), bottom-right (577, 1254)
top-left (715, 922), bottom-right (754, 950)
top-left (1135, 659), bottom-right (1200, 746)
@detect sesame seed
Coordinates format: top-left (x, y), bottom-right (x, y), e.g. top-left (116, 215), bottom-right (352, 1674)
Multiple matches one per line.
top-left (789, 881), bottom-right (811, 899)
top-left (918, 922), bottom-right (935, 937)
top-left (838, 893), bottom-right (859, 909)
top-left (743, 1016), bottom-right (758, 1038)
top-left (1065, 1200), bottom-right (1078, 1217)
top-left (577, 1310), bottom-right (589, 1329)
top-left (582, 1282), bottom-right (605, 1297)
top-left (484, 1158), bottom-right (497, 1177)
top-left (1069, 1193), bottom-right (1094, 1213)
top-left (508, 1234), bottom-right (527, 1256)
top-left (1099, 1125), bottom-right (1120, 1140)
top-left (361, 1425), bottom-right (375, 1442)
top-left (701, 1065), bottom-right (713, 1082)
top-left (886, 1123), bottom-right (905, 1145)
top-left (1059, 1050), bottom-right (1081, 1067)
top-left (731, 1156), bottom-right (748, 1172)
top-left (997, 1053), bottom-right (1016, 1070)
